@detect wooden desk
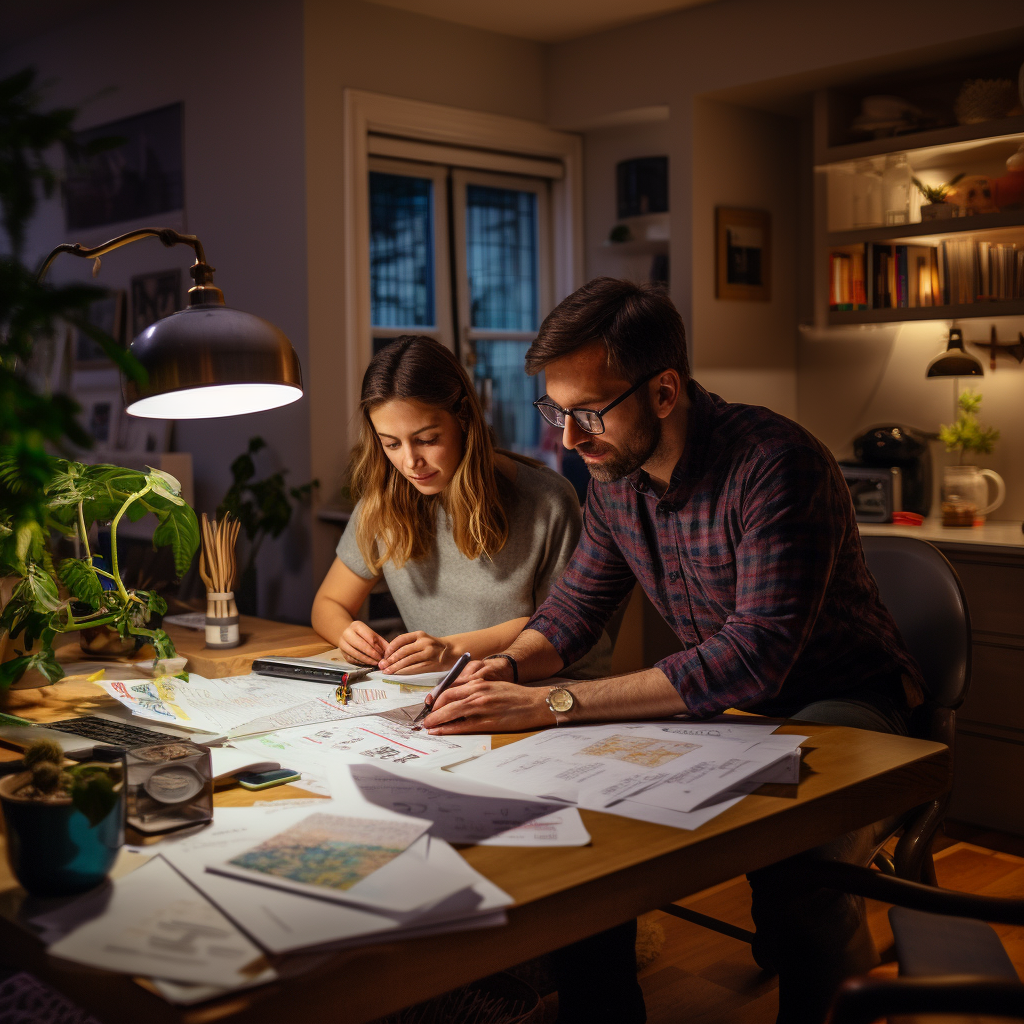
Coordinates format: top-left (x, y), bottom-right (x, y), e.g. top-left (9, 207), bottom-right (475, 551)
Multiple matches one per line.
top-left (0, 683), bottom-right (950, 1024)
top-left (117, 615), bottom-right (332, 679)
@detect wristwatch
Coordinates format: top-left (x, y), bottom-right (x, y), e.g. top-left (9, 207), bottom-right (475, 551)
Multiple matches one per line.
top-left (483, 653), bottom-right (518, 682)
top-left (545, 686), bottom-right (576, 723)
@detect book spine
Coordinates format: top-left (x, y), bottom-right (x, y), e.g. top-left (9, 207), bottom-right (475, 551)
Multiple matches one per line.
top-left (896, 246), bottom-right (908, 308)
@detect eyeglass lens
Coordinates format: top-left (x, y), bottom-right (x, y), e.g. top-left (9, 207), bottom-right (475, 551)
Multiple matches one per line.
top-left (536, 402), bottom-right (603, 434)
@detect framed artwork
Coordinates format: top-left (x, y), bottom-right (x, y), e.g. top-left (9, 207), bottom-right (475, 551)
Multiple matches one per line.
top-left (117, 415), bottom-right (172, 455)
top-left (131, 269), bottom-right (181, 337)
top-left (715, 207), bottom-right (771, 301)
top-left (73, 291), bottom-right (126, 367)
top-left (64, 103), bottom-right (184, 232)
top-left (78, 391), bottom-right (123, 449)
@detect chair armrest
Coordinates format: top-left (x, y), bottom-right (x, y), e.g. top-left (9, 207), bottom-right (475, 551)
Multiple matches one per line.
top-left (830, 975), bottom-right (1024, 1024)
top-left (807, 861), bottom-right (1024, 925)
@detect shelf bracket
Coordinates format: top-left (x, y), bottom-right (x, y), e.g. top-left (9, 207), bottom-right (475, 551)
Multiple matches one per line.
top-left (970, 327), bottom-right (1024, 371)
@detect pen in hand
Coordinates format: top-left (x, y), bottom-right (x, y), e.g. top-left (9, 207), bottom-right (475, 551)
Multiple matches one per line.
top-left (412, 652), bottom-right (471, 727)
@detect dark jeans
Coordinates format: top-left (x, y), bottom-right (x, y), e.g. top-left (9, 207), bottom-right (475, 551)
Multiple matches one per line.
top-left (747, 689), bottom-right (912, 1024)
top-left (550, 918), bottom-right (646, 1024)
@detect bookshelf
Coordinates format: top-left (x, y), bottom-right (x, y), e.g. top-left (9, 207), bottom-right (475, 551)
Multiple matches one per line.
top-left (813, 75), bottom-right (1024, 329)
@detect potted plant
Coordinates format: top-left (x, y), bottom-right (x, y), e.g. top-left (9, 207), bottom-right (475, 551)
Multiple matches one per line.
top-left (938, 390), bottom-right (1005, 525)
top-left (0, 460), bottom-right (199, 689)
top-left (0, 739), bottom-right (125, 895)
top-left (913, 173), bottom-right (964, 220)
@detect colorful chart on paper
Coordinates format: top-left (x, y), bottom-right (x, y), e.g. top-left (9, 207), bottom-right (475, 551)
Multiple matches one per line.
top-left (577, 734), bottom-right (700, 768)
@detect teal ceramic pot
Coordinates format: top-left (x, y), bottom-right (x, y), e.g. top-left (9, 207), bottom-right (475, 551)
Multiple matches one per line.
top-left (0, 771), bottom-right (125, 896)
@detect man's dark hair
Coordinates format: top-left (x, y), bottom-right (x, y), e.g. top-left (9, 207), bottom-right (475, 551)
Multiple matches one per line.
top-left (525, 278), bottom-right (689, 384)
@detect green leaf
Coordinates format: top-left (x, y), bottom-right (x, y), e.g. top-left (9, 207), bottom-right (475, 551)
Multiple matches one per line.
top-left (152, 503), bottom-right (200, 576)
top-left (69, 770), bottom-right (119, 827)
top-left (57, 558), bottom-right (103, 608)
top-left (0, 648), bottom-right (64, 691)
top-left (19, 564), bottom-right (61, 612)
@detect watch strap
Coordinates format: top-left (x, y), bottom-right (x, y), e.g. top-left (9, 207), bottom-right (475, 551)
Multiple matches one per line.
top-left (483, 653), bottom-right (518, 683)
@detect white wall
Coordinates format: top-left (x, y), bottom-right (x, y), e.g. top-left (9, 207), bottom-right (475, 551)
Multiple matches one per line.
top-left (1, 0), bottom-right (314, 619)
top-left (547, 0), bottom-right (1024, 517)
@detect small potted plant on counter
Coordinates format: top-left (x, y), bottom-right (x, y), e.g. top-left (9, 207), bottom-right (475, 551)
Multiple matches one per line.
top-left (0, 739), bottom-right (126, 896)
top-left (0, 461), bottom-right (199, 689)
top-left (938, 389), bottom-right (1005, 526)
top-left (914, 173), bottom-right (964, 220)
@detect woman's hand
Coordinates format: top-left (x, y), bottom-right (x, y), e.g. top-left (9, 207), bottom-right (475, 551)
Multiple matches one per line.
top-left (423, 659), bottom-right (555, 734)
top-left (378, 631), bottom-right (449, 674)
top-left (338, 621), bottom-right (387, 666)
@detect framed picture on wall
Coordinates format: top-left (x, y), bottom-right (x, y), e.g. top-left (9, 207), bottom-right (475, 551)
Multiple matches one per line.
top-left (64, 103), bottom-right (184, 232)
top-left (117, 415), bottom-right (172, 455)
top-left (73, 291), bottom-right (126, 367)
top-left (131, 269), bottom-right (181, 337)
top-left (78, 390), bottom-right (123, 450)
top-left (715, 207), bottom-right (771, 301)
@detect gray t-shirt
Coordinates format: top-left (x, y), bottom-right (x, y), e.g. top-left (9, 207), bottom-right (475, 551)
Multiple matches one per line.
top-left (336, 461), bottom-right (610, 677)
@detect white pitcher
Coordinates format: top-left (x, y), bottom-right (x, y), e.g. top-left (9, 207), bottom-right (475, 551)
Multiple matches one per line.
top-left (942, 465), bottom-right (1006, 522)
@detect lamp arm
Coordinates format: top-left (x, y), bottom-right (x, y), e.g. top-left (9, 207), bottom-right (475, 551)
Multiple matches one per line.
top-left (36, 227), bottom-right (211, 286)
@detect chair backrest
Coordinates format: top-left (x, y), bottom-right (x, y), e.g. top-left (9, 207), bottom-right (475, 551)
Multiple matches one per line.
top-left (860, 535), bottom-right (971, 710)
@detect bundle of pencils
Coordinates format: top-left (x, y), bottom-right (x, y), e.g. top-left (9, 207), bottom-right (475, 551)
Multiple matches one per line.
top-left (199, 513), bottom-right (241, 620)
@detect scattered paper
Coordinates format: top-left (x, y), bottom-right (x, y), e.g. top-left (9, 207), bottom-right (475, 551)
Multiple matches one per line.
top-left (162, 612), bottom-right (207, 631)
top-left (44, 856), bottom-right (272, 988)
top-left (226, 693), bottom-right (424, 738)
top-left (209, 745), bottom-right (281, 781)
top-left (349, 763), bottom-right (586, 845)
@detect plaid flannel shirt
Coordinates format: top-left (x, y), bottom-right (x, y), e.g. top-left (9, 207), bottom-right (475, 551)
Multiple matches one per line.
top-left (527, 382), bottom-right (924, 718)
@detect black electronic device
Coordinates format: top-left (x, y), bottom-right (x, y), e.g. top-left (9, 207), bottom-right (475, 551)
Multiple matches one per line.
top-left (853, 424), bottom-right (932, 516)
top-left (251, 655), bottom-right (373, 685)
top-left (237, 768), bottom-right (302, 790)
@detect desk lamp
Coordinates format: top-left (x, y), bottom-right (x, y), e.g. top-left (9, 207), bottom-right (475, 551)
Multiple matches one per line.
top-left (38, 227), bottom-right (303, 418)
top-left (925, 326), bottom-right (983, 421)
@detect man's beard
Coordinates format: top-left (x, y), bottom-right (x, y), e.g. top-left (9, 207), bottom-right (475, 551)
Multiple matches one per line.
top-left (574, 393), bottom-right (662, 482)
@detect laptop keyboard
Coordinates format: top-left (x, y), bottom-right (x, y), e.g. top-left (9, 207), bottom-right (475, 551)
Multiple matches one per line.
top-left (45, 716), bottom-right (181, 748)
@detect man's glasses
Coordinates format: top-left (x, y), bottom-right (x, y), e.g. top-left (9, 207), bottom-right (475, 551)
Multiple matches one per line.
top-left (533, 369), bottom-right (665, 435)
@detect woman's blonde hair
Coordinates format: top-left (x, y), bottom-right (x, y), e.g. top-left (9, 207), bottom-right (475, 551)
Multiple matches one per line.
top-left (349, 336), bottom-right (508, 574)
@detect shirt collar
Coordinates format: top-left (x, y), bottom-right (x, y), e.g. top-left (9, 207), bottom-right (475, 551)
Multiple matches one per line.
top-left (629, 380), bottom-right (719, 509)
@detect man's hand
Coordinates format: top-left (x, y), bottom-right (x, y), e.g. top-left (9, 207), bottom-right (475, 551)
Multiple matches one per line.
top-left (378, 631), bottom-right (449, 674)
top-left (423, 658), bottom-right (555, 734)
top-left (338, 621), bottom-right (387, 666)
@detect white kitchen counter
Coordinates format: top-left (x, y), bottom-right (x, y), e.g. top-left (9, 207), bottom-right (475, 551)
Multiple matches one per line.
top-left (859, 518), bottom-right (1024, 555)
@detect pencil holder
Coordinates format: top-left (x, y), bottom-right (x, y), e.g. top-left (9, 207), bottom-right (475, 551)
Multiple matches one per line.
top-left (200, 513), bottom-right (242, 649)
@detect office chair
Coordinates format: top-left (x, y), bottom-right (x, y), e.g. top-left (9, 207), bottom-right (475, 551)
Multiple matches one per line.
top-left (661, 535), bottom-right (971, 942)
top-left (859, 535), bottom-right (971, 884)
top-left (813, 860), bottom-right (1024, 1023)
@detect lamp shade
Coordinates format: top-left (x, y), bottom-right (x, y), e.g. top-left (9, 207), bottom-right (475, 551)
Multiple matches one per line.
top-left (122, 302), bottom-right (303, 419)
top-left (925, 328), bottom-right (983, 379)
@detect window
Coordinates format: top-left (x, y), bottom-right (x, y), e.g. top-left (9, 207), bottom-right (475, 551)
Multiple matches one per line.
top-left (368, 160), bottom-right (552, 461)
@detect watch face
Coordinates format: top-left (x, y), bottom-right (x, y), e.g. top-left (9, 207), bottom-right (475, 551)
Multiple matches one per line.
top-left (548, 688), bottom-right (575, 713)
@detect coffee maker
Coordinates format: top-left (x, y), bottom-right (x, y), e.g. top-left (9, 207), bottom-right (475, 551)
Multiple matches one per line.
top-left (852, 425), bottom-right (932, 517)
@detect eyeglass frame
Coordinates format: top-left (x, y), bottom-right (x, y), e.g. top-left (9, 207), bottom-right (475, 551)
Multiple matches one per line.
top-left (533, 368), bottom-right (668, 436)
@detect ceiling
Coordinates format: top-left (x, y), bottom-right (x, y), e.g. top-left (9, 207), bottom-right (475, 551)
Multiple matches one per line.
top-left (361, 0), bottom-right (720, 43)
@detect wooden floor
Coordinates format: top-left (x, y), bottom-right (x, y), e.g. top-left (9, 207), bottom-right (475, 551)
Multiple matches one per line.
top-left (540, 825), bottom-right (1024, 1024)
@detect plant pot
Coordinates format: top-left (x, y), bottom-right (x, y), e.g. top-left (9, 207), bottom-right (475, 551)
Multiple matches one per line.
top-left (71, 600), bottom-right (164, 658)
top-left (920, 202), bottom-right (956, 220)
top-left (0, 770), bottom-right (125, 896)
top-left (1, 579), bottom-right (58, 689)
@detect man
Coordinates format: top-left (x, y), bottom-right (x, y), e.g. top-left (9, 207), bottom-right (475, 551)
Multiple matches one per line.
top-left (424, 278), bottom-right (923, 1024)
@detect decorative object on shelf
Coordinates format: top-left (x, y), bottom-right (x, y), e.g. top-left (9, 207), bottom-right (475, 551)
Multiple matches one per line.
top-left (130, 268), bottom-right (181, 337)
top-left (944, 174), bottom-right (999, 216)
top-left (64, 103), bottom-right (183, 232)
top-left (607, 224), bottom-right (633, 243)
top-left (912, 173), bottom-right (963, 220)
top-left (850, 160), bottom-right (883, 227)
top-left (125, 739), bottom-right (213, 835)
top-left (217, 436), bottom-right (318, 616)
top-left (972, 325), bottom-right (1024, 371)
top-left (925, 328), bottom-right (984, 378)
top-left (715, 207), bottom-right (771, 302)
top-left (37, 227), bottom-right (303, 420)
top-left (880, 154), bottom-right (912, 225)
top-left (616, 156), bottom-right (668, 218)
top-left (73, 291), bottom-right (126, 367)
top-left (849, 95), bottom-right (928, 138)
top-left (953, 78), bottom-right (1022, 125)
top-left (200, 512), bottom-right (240, 649)
top-left (989, 148), bottom-right (1024, 208)
top-left (0, 462), bottom-right (197, 689)
top-left (0, 740), bottom-right (125, 896)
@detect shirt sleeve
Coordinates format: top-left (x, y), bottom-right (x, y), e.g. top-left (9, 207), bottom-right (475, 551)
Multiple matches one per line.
top-left (526, 482), bottom-right (637, 667)
top-left (655, 444), bottom-right (849, 717)
top-left (335, 501), bottom-right (377, 581)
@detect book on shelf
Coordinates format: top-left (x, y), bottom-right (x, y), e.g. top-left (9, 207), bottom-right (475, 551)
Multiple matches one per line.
top-left (834, 238), bottom-right (1022, 312)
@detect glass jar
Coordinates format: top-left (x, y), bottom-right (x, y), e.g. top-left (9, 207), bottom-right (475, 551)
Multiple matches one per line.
top-left (881, 154), bottom-right (911, 226)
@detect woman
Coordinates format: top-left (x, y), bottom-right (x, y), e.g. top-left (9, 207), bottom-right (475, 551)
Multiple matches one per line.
top-left (311, 335), bottom-right (610, 677)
